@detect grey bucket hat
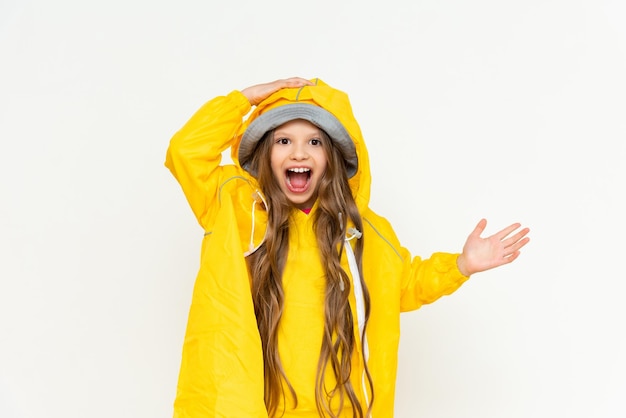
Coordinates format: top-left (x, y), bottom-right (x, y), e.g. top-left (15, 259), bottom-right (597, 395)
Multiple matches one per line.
top-left (238, 103), bottom-right (358, 178)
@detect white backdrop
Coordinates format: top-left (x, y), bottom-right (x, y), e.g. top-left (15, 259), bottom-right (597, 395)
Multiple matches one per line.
top-left (1, 0), bottom-right (625, 417)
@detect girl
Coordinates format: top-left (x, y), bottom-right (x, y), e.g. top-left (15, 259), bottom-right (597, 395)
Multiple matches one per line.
top-left (165, 77), bottom-right (530, 418)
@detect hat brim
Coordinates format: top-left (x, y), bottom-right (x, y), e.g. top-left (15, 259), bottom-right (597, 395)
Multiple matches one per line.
top-left (239, 103), bottom-right (358, 178)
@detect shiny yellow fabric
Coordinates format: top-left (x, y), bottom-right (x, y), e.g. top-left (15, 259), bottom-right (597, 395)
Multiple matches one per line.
top-left (165, 79), bottom-right (469, 417)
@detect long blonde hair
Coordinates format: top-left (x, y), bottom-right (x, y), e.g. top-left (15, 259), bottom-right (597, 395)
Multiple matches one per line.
top-left (246, 127), bottom-right (374, 417)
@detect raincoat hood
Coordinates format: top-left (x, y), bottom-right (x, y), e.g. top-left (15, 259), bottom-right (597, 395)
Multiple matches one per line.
top-left (231, 78), bottom-right (372, 212)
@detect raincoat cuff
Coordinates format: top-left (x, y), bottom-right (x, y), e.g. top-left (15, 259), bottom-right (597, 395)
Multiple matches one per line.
top-left (228, 90), bottom-right (253, 115)
top-left (451, 253), bottom-right (470, 279)
top-left (432, 252), bottom-right (470, 281)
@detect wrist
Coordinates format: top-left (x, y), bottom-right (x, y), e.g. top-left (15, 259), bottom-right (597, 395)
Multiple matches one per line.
top-left (239, 87), bottom-right (256, 105)
top-left (456, 254), bottom-right (471, 277)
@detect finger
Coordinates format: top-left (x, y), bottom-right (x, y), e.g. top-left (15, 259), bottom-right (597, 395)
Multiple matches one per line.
top-left (503, 250), bottom-right (521, 263)
top-left (470, 218), bottom-right (487, 238)
top-left (507, 236), bottom-right (530, 253)
top-left (495, 222), bottom-right (523, 240)
top-left (281, 77), bottom-right (314, 87)
top-left (502, 227), bottom-right (530, 247)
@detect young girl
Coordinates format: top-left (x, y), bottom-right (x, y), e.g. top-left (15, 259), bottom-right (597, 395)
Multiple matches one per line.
top-left (165, 77), bottom-right (530, 418)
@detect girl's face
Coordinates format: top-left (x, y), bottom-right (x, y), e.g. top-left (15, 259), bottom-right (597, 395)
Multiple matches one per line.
top-left (270, 119), bottom-right (328, 210)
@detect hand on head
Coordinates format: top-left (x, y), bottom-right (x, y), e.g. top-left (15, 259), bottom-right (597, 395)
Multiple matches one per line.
top-left (241, 77), bottom-right (314, 106)
top-left (456, 219), bottom-right (530, 276)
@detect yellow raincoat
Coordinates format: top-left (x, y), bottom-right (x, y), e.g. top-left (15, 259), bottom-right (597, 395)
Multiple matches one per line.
top-left (165, 79), bottom-right (469, 417)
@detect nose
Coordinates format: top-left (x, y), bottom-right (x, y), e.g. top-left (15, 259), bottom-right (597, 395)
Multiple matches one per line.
top-left (290, 142), bottom-right (309, 160)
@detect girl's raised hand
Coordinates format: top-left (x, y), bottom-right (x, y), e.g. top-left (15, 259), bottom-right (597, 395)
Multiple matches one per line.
top-left (456, 219), bottom-right (530, 276)
top-left (241, 77), bottom-right (314, 106)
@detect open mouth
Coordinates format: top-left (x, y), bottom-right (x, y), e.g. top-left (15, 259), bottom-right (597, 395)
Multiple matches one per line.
top-left (286, 167), bottom-right (311, 193)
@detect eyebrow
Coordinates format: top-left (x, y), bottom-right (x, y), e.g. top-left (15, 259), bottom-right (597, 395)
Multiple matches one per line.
top-left (273, 129), bottom-right (323, 137)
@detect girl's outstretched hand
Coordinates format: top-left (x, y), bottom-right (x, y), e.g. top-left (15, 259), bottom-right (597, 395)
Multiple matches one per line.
top-left (241, 77), bottom-right (314, 106)
top-left (456, 219), bottom-right (530, 276)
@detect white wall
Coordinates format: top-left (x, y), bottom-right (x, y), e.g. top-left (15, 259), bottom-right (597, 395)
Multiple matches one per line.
top-left (1, 0), bottom-right (624, 417)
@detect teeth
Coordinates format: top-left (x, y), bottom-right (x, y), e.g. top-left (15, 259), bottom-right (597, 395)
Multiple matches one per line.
top-left (288, 168), bottom-right (310, 173)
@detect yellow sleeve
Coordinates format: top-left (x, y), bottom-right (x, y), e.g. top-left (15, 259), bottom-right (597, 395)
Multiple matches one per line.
top-left (165, 90), bottom-right (251, 229)
top-left (399, 250), bottom-right (470, 312)
top-left (362, 210), bottom-right (470, 312)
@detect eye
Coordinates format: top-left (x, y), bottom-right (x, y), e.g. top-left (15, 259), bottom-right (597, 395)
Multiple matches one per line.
top-left (275, 137), bottom-right (290, 145)
top-left (310, 138), bottom-right (322, 146)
